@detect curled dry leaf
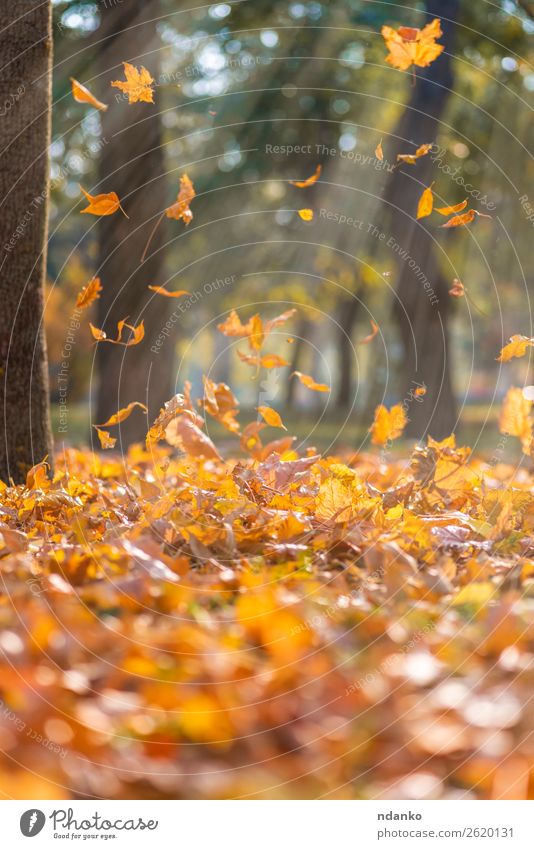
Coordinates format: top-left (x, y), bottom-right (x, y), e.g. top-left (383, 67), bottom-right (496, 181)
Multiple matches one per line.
top-left (148, 285), bottom-right (189, 298)
top-left (166, 174), bottom-right (196, 225)
top-left (95, 401), bottom-right (147, 428)
top-left (165, 412), bottom-right (222, 460)
top-left (94, 428), bottom-right (116, 450)
top-left (111, 61), bottom-right (155, 104)
top-left (375, 139), bottom-right (384, 161)
top-left (89, 319), bottom-right (144, 347)
top-left (498, 335), bottom-right (534, 362)
top-left (257, 406), bottom-right (286, 430)
top-left (298, 209), bottom-right (314, 222)
top-left (76, 277), bottom-right (103, 310)
top-left (436, 199), bottom-right (468, 216)
top-left (382, 18), bottom-right (444, 71)
top-left (396, 143), bottom-right (433, 165)
top-left (200, 377), bottom-right (240, 434)
top-left (358, 320), bottom-right (379, 345)
top-left (292, 371), bottom-right (330, 392)
top-left (289, 165), bottom-right (322, 188)
top-left (70, 78), bottom-right (108, 111)
top-left (417, 184), bottom-right (434, 219)
top-left (80, 186), bottom-right (128, 217)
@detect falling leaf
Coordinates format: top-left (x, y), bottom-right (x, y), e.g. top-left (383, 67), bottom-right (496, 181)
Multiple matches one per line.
top-left (257, 406), bottom-right (286, 430)
top-left (449, 278), bottom-right (465, 298)
top-left (94, 428), bottom-right (116, 450)
top-left (292, 371), bottom-right (330, 392)
top-left (166, 174), bottom-right (196, 225)
top-left (371, 403), bottom-right (407, 445)
top-left (89, 319), bottom-right (144, 347)
top-left (76, 277), bottom-right (103, 310)
top-left (382, 18), bottom-right (444, 71)
top-left (111, 61), bottom-right (155, 104)
top-left (358, 320), bottom-right (379, 345)
top-left (441, 209), bottom-right (476, 228)
top-left (396, 143), bottom-right (433, 165)
top-left (499, 387), bottom-right (532, 454)
top-left (165, 412), bottom-right (222, 460)
top-left (70, 78), bottom-right (108, 111)
top-left (148, 286), bottom-right (189, 298)
top-left (417, 184), bottom-right (434, 219)
top-left (298, 209), bottom-right (314, 222)
top-left (375, 139), bottom-right (384, 161)
top-left (95, 402), bottom-right (147, 428)
top-left (436, 199), bottom-right (468, 216)
top-left (289, 165), bottom-right (322, 188)
top-left (414, 385), bottom-right (427, 397)
top-left (497, 335), bottom-right (534, 363)
top-left (79, 186), bottom-right (128, 217)
top-left (200, 378), bottom-right (240, 434)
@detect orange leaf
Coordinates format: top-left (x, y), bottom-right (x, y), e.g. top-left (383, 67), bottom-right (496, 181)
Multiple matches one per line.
top-left (382, 18), bottom-right (444, 71)
top-left (396, 143), bottom-right (433, 165)
top-left (289, 165), bottom-right (322, 188)
top-left (200, 377), bottom-right (240, 434)
top-left (259, 354), bottom-right (289, 369)
top-left (148, 285), bottom-right (189, 298)
top-left (370, 403), bottom-right (407, 445)
top-left (292, 371), bottom-right (330, 392)
top-left (94, 428), bottom-right (116, 450)
top-left (70, 77), bottom-right (108, 111)
top-left (95, 401), bottom-right (147, 428)
top-left (298, 209), bottom-right (314, 221)
top-left (417, 184), bottom-right (434, 219)
top-left (257, 406), bottom-right (286, 430)
top-left (165, 412), bottom-right (222, 460)
top-left (375, 139), bottom-right (384, 161)
top-left (449, 278), bottom-right (465, 298)
top-left (441, 209), bottom-right (476, 228)
top-left (76, 277), bottom-right (103, 310)
top-left (90, 319), bottom-right (144, 347)
top-left (80, 186), bottom-right (127, 217)
top-left (358, 320), bottom-right (379, 345)
top-left (166, 174), bottom-right (196, 225)
top-left (89, 323), bottom-right (107, 342)
top-left (499, 387), bottom-right (532, 454)
top-left (436, 198), bottom-right (468, 216)
top-left (111, 61), bottom-right (154, 104)
top-left (497, 335), bottom-right (534, 363)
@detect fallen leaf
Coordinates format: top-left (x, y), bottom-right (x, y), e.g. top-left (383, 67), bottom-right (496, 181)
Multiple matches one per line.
top-left (76, 277), bottom-right (103, 310)
top-left (257, 406), bottom-right (286, 430)
top-left (95, 402), bottom-right (147, 428)
top-left (289, 165), bottom-right (322, 188)
top-left (498, 335), bottom-right (534, 363)
top-left (417, 184), bottom-right (434, 219)
top-left (298, 209), bottom-right (314, 222)
top-left (166, 174), bottom-right (196, 225)
top-left (148, 286), bottom-right (189, 298)
top-left (70, 78), bottom-right (108, 111)
top-left (292, 371), bottom-right (330, 392)
top-left (89, 319), bottom-right (144, 347)
top-left (94, 428), bottom-right (116, 450)
top-left (375, 139), bottom-right (384, 161)
top-left (111, 61), bottom-right (155, 104)
top-left (441, 209), bottom-right (476, 228)
top-left (80, 186), bottom-right (127, 217)
top-left (449, 278), bottom-right (465, 298)
top-left (396, 143), bottom-right (433, 165)
top-left (436, 199), bottom-right (468, 216)
top-left (499, 387), bottom-right (532, 454)
top-left (359, 320), bottom-right (379, 345)
top-left (371, 403), bottom-right (407, 445)
top-left (382, 18), bottom-right (444, 71)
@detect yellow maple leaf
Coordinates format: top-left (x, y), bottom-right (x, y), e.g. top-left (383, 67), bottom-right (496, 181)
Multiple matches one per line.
top-left (111, 61), bottom-right (155, 104)
top-left (499, 387), bottom-right (533, 454)
top-left (382, 18), bottom-right (444, 71)
top-left (371, 403), bottom-right (407, 445)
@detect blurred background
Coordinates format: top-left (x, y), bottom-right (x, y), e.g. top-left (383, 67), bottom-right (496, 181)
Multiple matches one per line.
top-left (46, 0), bottom-right (534, 455)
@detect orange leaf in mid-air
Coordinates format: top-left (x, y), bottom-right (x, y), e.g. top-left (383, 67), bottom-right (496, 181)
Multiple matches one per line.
top-left (76, 277), bottom-right (103, 310)
top-left (441, 209), bottom-right (476, 228)
top-left (289, 165), bottom-right (322, 188)
top-left (449, 278), bottom-right (465, 298)
top-left (80, 186), bottom-right (128, 217)
top-left (396, 143), bottom-right (433, 165)
top-left (298, 209), bottom-right (314, 222)
top-left (382, 18), bottom-right (444, 71)
top-left (257, 406), bottom-right (286, 430)
top-left (111, 62), bottom-right (155, 104)
top-left (375, 140), bottom-right (384, 161)
top-left (70, 78), bottom-right (108, 111)
top-left (292, 371), bottom-right (330, 393)
top-left (370, 403), bottom-right (407, 445)
top-left (166, 174), bottom-right (196, 225)
top-left (258, 353), bottom-right (289, 369)
top-left (94, 428), bottom-right (116, 450)
top-left (96, 402), bottom-right (148, 428)
top-left (200, 377), bottom-right (240, 434)
top-left (499, 387), bottom-right (532, 454)
top-left (90, 319), bottom-right (144, 347)
top-left (497, 335), bottom-right (534, 363)
top-left (436, 199), bottom-right (468, 216)
top-left (417, 184), bottom-right (434, 219)
top-left (359, 320), bottom-right (379, 345)
top-left (148, 286), bottom-right (189, 298)
top-left (414, 385), bottom-right (427, 397)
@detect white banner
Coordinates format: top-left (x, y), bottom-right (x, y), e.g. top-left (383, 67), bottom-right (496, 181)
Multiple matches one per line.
top-left (2, 800), bottom-right (534, 848)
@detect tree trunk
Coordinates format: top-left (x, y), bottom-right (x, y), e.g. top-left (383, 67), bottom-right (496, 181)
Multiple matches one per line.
top-left (336, 296), bottom-right (360, 410)
top-left (95, 0), bottom-right (173, 446)
top-left (383, 0), bottom-right (460, 439)
top-left (0, 1), bottom-right (53, 484)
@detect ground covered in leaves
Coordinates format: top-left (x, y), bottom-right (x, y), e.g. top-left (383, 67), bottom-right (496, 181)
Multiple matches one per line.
top-left (1, 427), bottom-right (534, 800)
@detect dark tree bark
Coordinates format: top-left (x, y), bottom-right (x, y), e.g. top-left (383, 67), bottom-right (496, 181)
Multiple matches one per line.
top-left (336, 295), bottom-right (361, 410)
top-left (383, 0), bottom-right (460, 439)
top-left (0, 1), bottom-right (53, 483)
top-left (95, 1), bottom-right (173, 446)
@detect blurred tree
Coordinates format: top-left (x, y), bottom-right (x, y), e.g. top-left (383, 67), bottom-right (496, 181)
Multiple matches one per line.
top-left (0, 0), bottom-right (53, 482)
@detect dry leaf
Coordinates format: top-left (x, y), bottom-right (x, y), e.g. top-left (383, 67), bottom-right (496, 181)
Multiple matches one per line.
top-left (111, 61), bottom-right (155, 104)
top-left (148, 286), bottom-right (189, 298)
top-left (436, 199), bottom-right (468, 216)
top-left (375, 139), bottom-right (384, 161)
top-left (449, 279), bottom-right (465, 298)
top-left (90, 319), bottom-right (144, 347)
top-left (498, 335), bottom-right (534, 363)
top-left (292, 371), bottom-right (330, 392)
top-left (397, 143), bottom-right (433, 165)
top-left (289, 165), bottom-right (322, 188)
top-left (95, 402), bottom-right (147, 428)
top-left (76, 277), bottom-right (103, 310)
top-left (359, 320), bottom-right (379, 345)
top-left (382, 18), bottom-right (444, 71)
top-left (257, 406), bottom-right (286, 430)
top-left (417, 184), bottom-right (434, 219)
top-left (80, 186), bottom-right (127, 217)
top-left (166, 174), bottom-right (196, 225)
top-left (298, 209), bottom-right (314, 222)
top-left (441, 209), bottom-right (476, 228)
top-left (94, 428), bottom-right (116, 450)
top-left (70, 78), bottom-right (108, 111)
top-left (499, 387), bottom-right (532, 454)
top-left (371, 403), bottom-right (407, 445)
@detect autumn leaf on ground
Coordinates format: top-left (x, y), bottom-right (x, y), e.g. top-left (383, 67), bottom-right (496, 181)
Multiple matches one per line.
top-left (80, 186), bottom-right (128, 217)
top-left (298, 209), bottom-right (314, 221)
top-left (497, 335), bottom-right (534, 362)
top-left (111, 61), bottom-right (154, 104)
top-left (417, 184), bottom-right (434, 219)
top-left (375, 139), bottom-right (384, 161)
top-left (289, 165), bottom-right (322, 188)
top-left (90, 319), bottom-right (144, 347)
top-left (95, 401), bottom-right (147, 428)
top-left (70, 78), bottom-right (108, 111)
top-left (358, 320), bottom-right (379, 345)
top-left (371, 403), bottom-right (407, 445)
top-left (396, 143), bottom-right (433, 165)
top-left (76, 277), bottom-right (103, 310)
top-left (148, 285), bottom-right (189, 298)
top-left (499, 387), bottom-right (532, 454)
top-left (382, 18), bottom-right (444, 71)
top-left (436, 199), bottom-right (468, 216)
top-left (292, 371), bottom-right (330, 392)
top-left (257, 406), bottom-right (286, 430)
